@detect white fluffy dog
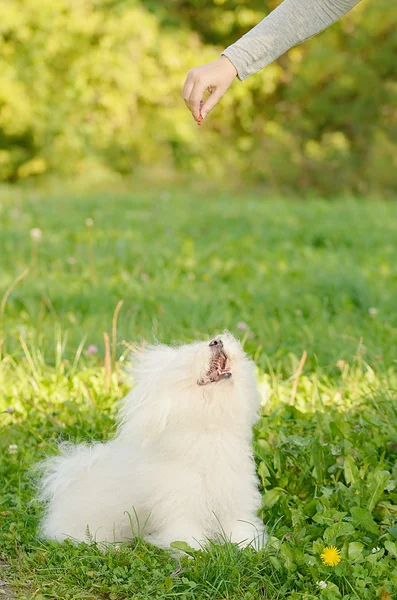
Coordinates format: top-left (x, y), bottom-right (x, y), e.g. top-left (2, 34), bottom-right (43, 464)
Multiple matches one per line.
top-left (38, 333), bottom-right (266, 550)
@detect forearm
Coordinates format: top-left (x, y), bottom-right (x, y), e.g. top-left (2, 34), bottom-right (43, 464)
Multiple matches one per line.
top-left (222, 0), bottom-right (361, 80)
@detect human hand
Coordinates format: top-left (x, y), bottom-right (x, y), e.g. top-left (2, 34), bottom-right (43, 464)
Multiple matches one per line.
top-left (182, 56), bottom-right (237, 124)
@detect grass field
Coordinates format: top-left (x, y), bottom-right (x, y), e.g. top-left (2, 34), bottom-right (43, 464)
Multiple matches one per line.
top-left (1, 188), bottom-right (397, 599)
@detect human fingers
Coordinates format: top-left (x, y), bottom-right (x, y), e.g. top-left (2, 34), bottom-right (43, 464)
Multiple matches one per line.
top-left (187, 80), bottom-right (207, 121)
top-left (200, 88), bottom-right (224, 120)
top-left (182, 73), bottom-right (194, 108)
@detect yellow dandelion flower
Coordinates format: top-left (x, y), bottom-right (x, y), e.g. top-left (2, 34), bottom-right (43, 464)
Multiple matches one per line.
top-left (320, 546), bottom-right (341, 567)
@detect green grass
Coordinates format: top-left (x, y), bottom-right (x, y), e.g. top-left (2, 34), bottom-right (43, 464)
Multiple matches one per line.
top-left (1, 188), bottom-right (397, 599)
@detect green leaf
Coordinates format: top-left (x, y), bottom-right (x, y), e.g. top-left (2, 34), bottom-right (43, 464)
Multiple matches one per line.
top-left (269, 556), bottom-right (282, 571)
top-left (351, 507), bottom-right (379, 535)
top-left (388, 524), bottom-right (397, 540)
top-left (170, 541), bottom-right (197, 556)
top-left (385, 540), bottom-right (397, 558)
top-left (324, 522), bottom-right (355, 544)
top-left (344, 455), bottom-right (359, 485)
top-left (348, 541), bottom-right (364, 561)
top-left (164, 576), bottom-right (173, 590)
top-left (253, 439), bottom-right (271, 461)
top-left (367, 470), bottom-right (390, 512)
top-left (320, 581), bottom-right (342, 598)
top-left (181, 577), bottom-right (198, 588)
top-left (280, 543), bottom-right (297, 572)
top-left (311, 439), bottom-right (325, 482)
top-left (262, 487), bottom-right (285, 508)
top-left (258, 460), bottom-right (271, 486)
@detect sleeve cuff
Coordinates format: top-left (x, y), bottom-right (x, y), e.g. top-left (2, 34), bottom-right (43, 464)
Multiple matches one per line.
top-left (221, 49), bottom-right (247, 82)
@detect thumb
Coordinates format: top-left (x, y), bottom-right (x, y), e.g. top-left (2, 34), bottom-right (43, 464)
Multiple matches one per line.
top-left (200, 88), bottom-right (223, 120)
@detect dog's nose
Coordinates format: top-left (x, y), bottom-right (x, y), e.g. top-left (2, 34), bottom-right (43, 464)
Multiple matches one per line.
top-left (209, 338), bottom-right (223, 348)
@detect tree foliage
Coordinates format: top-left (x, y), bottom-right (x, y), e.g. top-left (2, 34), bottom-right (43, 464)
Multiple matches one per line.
top-left (0, 0), bottom-right (396, 193)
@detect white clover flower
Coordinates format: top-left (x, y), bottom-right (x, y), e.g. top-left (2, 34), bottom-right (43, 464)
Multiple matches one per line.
top-left (237, 321), bottom-right (248, 330)
top-left (317, 581), bottom-right (327, 590)
top-left (368, 307), bottom-right (378, 317)
top-left (85, 218), bottom-right (94, 227)
top-left (30, 228), bottom-right (42, 242)
top-left (8, 444), bottom-right (18, 454)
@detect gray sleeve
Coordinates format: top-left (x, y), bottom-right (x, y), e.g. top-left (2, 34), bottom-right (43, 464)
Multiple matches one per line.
top-left (222, 0), bottom-right (361, 80)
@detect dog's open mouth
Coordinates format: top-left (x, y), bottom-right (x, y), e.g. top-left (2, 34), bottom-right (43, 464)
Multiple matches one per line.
top-left (197, 339), bottom-right (232, 386)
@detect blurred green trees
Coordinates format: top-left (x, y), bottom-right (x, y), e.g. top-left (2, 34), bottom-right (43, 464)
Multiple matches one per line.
top-left (0, 0), bottom-right (396, 193)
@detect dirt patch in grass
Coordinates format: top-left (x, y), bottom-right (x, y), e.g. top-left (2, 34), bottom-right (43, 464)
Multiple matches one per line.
top-left (0, 561), bottom-right (16, 599)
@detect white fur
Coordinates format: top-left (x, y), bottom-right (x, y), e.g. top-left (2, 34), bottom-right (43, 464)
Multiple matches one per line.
top-left (38, 333), bottom-right (266, 550)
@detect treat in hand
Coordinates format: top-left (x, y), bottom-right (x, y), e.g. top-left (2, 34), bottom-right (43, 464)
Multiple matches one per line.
top-left (197, 101), bottom-right (204, 126)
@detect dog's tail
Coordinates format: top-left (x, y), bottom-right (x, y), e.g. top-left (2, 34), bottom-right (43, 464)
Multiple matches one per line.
top-left (35, 441), bottom-right (108, 541)
top-left (37, 442), bottom-right (107, 503)
top-left (37, 443), bottom-right (77, 502)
